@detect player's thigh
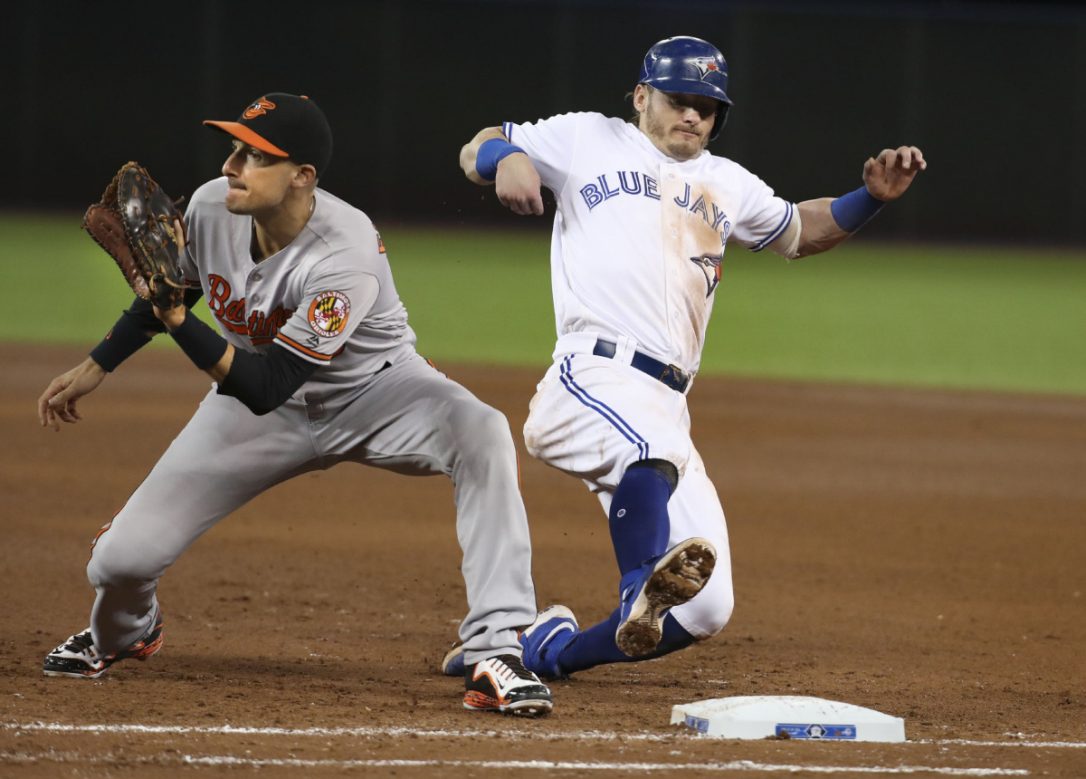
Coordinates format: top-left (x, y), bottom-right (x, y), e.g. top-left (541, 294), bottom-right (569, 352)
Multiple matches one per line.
top-left (524, 355), bottom-right (692, 491)
top-left (90, 391), bottom-right (318, 580)
top-left (332, 354), bottom-right (516, 476)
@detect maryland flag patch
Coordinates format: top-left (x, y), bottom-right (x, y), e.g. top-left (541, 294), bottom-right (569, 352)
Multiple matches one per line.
top-left (307, 291), bottom-right (351, 337)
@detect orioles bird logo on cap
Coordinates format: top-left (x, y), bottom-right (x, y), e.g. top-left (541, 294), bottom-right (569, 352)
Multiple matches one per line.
top-left (243, 97), bottom-right (277, 119)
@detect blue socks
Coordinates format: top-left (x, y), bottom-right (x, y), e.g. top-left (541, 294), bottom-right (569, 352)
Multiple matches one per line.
top-left (608, 463), bottom-right (672, 575)
top-left (555, 611), bottom-right (697, 674)
top-left (549, 462), bottom-right (688, 674)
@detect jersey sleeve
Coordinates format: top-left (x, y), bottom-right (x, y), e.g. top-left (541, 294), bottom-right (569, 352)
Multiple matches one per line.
top-left (727, 165), bottom-right (796, 253)
top-left (178, 242), bottom-right (201, 287)
top-left (502, 112), bottom-right (585, 193)
top-left (273, 248), bottom-right (381, 365)
top-left (179, 183), bottom-right (211, 287)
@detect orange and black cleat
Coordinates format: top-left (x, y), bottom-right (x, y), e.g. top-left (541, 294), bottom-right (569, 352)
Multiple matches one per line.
top-left (463, 654), bottom-right (552, 716)
top-left (43, 615), bottom-right (164, 679)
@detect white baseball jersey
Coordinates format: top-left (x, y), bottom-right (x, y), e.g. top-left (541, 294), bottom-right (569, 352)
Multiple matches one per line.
top-left (503, 112), bottom-right (794, 375)
top-left (179, 177), bottom-right (417, 394)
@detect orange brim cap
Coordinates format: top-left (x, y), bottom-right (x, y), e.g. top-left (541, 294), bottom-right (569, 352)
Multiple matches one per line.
top-left (202, 121), bottom-right (290, 157)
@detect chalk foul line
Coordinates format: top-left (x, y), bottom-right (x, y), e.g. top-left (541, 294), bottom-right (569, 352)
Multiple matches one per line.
top-left (0, 750), bottom-right (1031, 776)
top-left (3, 720), bottom-right (1081, 749)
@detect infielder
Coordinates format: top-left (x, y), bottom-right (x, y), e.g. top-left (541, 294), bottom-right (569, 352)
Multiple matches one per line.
top-left (444, 36), bottom-right (926, 680)
top-left (38, 92), bottom-right (553, 716)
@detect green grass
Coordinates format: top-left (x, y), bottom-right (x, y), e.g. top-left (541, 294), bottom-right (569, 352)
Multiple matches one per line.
top-left (2, 213), bottom-right (1084, 395)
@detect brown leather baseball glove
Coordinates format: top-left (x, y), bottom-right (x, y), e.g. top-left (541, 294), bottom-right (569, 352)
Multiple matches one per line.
top-left (82, 161), bottom-right (186, 309)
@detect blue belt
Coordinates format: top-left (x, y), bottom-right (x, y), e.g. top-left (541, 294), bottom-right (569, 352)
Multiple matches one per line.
top-left (592, 339), bottom-right (690, 393)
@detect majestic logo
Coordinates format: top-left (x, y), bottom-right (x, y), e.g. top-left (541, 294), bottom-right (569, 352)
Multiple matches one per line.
top-left (690, 252), bottom-right (723, 297)
top-left (243, 97), bottom-right (277, 119)
top-left (308, 291), bottom-right (351, 337)
top-left (692, 57), bottom-right (725, 80)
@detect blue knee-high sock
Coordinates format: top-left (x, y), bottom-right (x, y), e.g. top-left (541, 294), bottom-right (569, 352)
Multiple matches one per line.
top-left (609, 465), bottom-right (672, 576)
top-left (557, 611), bottom-right (697, 674)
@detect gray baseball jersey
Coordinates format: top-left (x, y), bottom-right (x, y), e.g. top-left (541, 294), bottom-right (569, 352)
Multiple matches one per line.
top-left (85, 179), bottom-right (537, 665)
top-left (180, 177), bottom-right (416, 389)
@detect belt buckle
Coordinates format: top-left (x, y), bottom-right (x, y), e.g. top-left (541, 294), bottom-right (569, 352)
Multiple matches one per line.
top-left (661, 364), bottom-right (681, 386)
top-left (658, 363), bottom-right (688, 392)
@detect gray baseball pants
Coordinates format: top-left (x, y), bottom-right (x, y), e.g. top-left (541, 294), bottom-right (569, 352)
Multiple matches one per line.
top-left (85, 351), bottom-right (536, 665)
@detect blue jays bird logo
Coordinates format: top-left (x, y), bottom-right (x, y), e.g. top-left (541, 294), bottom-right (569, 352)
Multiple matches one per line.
top-left (692, 58), bottom-right (725, 80)
top-left (689, 252), bottom-right (723, 297)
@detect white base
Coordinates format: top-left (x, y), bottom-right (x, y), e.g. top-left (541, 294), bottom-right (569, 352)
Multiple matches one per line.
top-left (670, 695), bottom-right (906, 742)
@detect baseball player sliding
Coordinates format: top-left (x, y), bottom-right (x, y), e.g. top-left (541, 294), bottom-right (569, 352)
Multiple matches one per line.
top-left (37, 93), bottom-right (553, 716)
top-left (443, 36), bottom-right (926, 680)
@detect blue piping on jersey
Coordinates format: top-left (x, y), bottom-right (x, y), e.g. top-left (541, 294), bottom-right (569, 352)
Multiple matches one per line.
top-left (559, 355), bottom-right (649, 460)
top-left (751, 202), bottom-right (795, 252)
top-left (502, 121), bottom-right (514, 140)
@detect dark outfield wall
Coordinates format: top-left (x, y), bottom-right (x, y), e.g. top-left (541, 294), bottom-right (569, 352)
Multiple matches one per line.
top-left (5, 0), bottom-right (1086, 244)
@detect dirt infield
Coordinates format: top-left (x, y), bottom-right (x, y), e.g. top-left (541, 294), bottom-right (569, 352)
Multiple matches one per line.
top-left (2, 343), bottom-right (1084, 777)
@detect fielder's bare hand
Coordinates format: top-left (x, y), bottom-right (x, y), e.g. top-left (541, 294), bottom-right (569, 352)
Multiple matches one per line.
top-left (38, 357), bottom-right (107, 431)
top-left (495, 154), bottom-right (545, 216)
top-left (864, 146), bottom-right (927, 201)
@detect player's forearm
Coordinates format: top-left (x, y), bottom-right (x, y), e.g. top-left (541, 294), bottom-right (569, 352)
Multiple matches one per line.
top-left (159, 308), bottom-right (315, 413)
top-left (88, 302), bottom-right (158, 372)
top-left (161, 309), bottom-right (230, 383)
top-left (159, 307), bottom-right (230, 380)
top-left (794, 198), bottom-right (850, 258)
top-left (795, 180), bottom-right (897, 257)
top-left (217, 346), bottom-right (317, 415)
top-left (460, 127), bottom-right (510, 184)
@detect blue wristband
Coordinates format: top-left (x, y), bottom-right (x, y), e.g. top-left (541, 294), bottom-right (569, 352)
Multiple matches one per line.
top-left (475, 138), bottom-right (525, 181)
top-left (830, 186), bottom-right (885, 232)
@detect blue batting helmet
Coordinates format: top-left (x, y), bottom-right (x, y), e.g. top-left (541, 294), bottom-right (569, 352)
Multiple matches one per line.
top-left (638, 36), bottom-right (733, 139)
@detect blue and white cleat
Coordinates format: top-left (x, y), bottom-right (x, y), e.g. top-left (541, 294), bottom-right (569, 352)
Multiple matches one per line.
top-left (615, 538), bottom-right (716, 657)
top-left (519, 605), bottom-right (579, 680)
top-left (440, 642), bottom-right (466, 677)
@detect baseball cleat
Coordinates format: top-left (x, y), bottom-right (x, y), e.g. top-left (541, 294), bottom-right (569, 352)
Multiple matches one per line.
top-left (440, 642), bottom-right (466, 677)
top-left (615, 538), bottom-right (715, 657)
top-left (43, 615), bottom-right (164, 679)
top-left (519, 604), bottom-right (578, 680)
top-left (463, 654), bottom-right (553, 716)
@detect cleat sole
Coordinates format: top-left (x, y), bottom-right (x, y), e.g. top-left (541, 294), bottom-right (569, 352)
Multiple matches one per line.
top-left (616, 539), bottom-right (716, 657)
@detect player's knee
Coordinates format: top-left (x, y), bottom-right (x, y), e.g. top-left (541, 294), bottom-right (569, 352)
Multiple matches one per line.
top-left (698, 592), bottom-right (735, 637)
top-left (626, 458), bottom-right (679, 494)
top-left (449, 400), bottom-right (516, 455)
top-left (86, 531), bottom-right (164, 587)
top-left (618, 447), bottom-right (690, 489)
top-left (685, 596), bottom-right (734, 639)
top-left (676, 574), bottom-right (735, 639)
